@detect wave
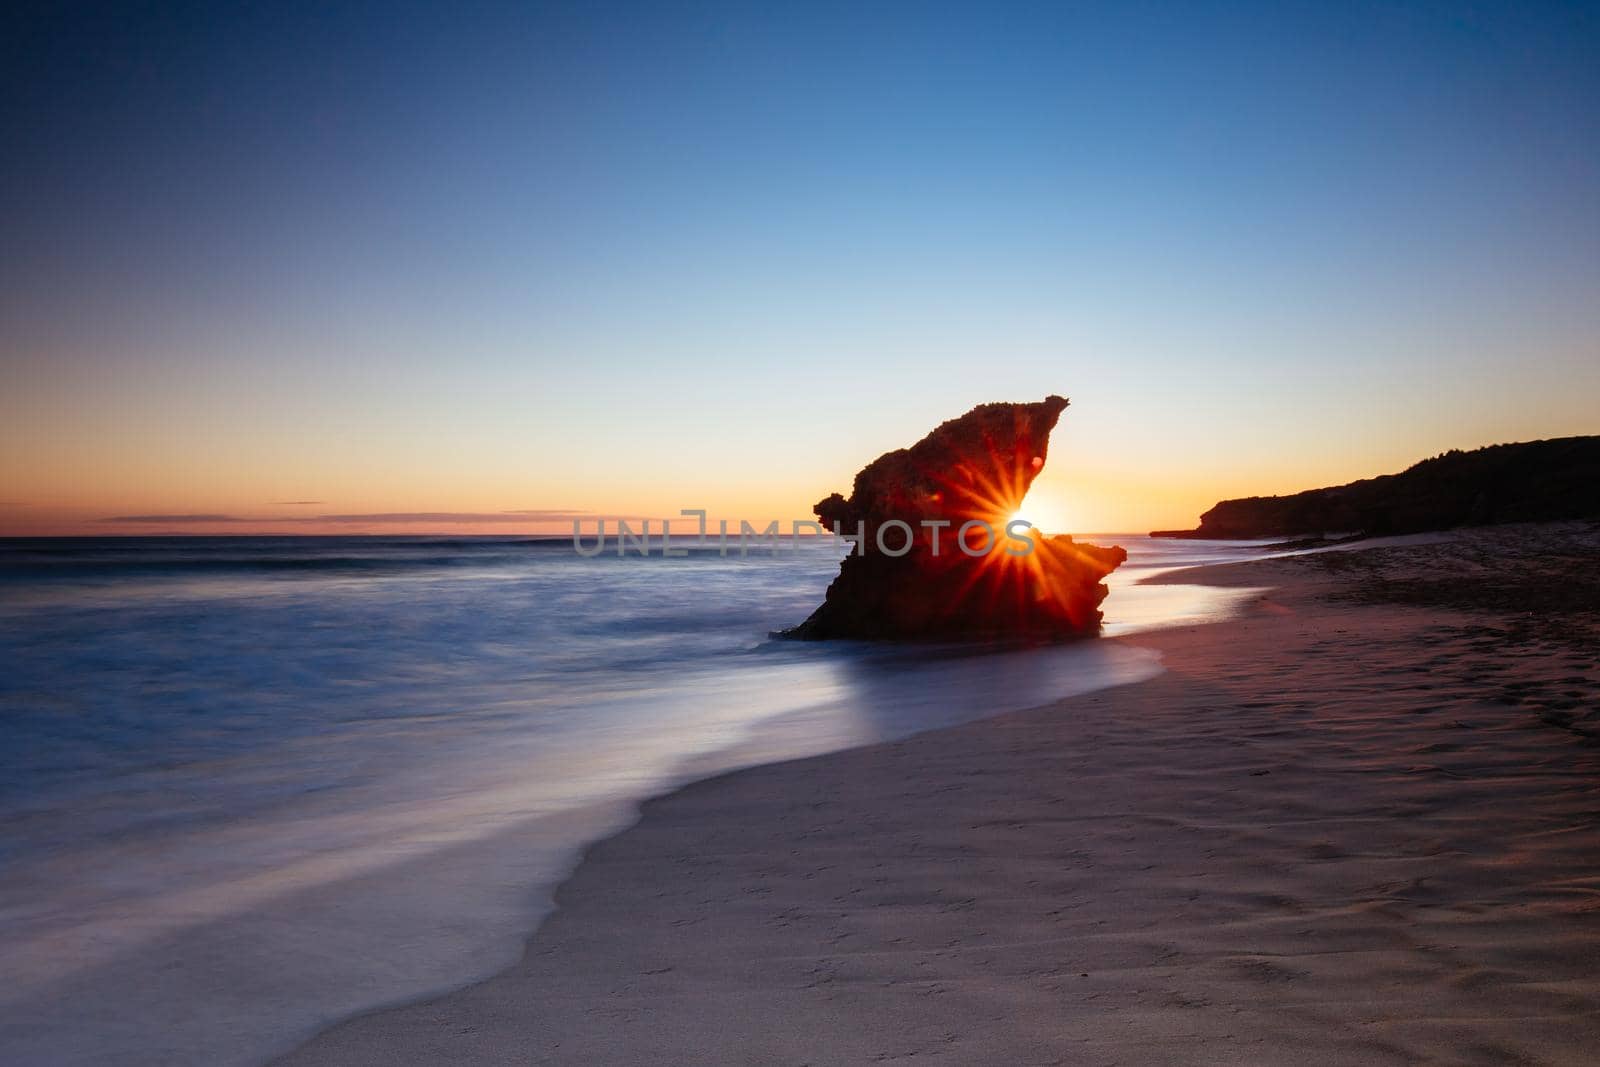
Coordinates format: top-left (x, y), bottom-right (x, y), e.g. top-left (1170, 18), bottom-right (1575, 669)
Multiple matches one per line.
top-left (0, 536), bottom-right (841, 582)
top-left (0, 554), bottom-right (495, 580)
top-left (0, 536), bottom-right (580, 581)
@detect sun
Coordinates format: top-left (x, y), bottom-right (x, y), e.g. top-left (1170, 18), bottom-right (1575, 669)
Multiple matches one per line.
top-left (1009, 492), bottom-right (1072, 535)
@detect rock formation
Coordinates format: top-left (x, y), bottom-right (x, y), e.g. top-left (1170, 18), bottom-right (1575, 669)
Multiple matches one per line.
top-left (1151, 436), bottom-right (1600, 540)
top-left (785, 395), bottom-right (1126, 640)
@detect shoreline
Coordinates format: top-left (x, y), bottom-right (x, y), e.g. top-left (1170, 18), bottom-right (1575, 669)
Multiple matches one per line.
top-left (3, 538), bottom-right (1216, 1067)
top-left (276, 523), bottom-right (1600, 1065)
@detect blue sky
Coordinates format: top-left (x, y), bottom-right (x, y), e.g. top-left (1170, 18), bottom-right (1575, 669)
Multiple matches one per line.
top-left (2, 1), bottom-right (1596, 533)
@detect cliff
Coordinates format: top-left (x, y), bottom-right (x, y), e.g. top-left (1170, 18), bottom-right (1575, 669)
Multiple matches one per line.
top-left (1152, 436), bottom-right (1600, 540)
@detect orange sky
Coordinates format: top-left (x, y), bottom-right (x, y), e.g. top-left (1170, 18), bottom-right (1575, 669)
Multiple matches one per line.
top-left (5, 371), bottom-right (1595, 538)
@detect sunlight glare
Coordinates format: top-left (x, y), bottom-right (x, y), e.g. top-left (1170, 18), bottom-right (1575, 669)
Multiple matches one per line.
top-left (1010, 490), bottom-right (1073, 535)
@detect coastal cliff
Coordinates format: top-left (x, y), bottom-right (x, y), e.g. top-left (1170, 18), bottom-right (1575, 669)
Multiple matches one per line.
top-left (1153, 436), bottom-right (1600, 540)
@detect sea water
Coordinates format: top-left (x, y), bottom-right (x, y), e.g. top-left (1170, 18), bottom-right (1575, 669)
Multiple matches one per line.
top-left (0, 534), bottom-right (1264, 1066)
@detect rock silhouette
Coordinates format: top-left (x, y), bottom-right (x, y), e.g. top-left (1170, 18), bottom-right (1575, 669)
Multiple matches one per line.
top-left (785, 396), bottom-right (1126, 640)
top-left (1152, 436), bottom-right (1600, 540)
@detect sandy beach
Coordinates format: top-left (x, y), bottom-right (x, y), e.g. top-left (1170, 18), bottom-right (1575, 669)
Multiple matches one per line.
top-left (276, 522), bottom-right (1600, 1066)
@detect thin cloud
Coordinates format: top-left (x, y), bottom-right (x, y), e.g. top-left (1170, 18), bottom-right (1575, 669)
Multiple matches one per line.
top-left (100, 514), bottom-right (243, 523)
top-left (95, 509), bottom-right (603, 526)
top-left (270, 500), bottom-right (324, 506)
top-left (313, 510), bottom-right (595, 524)
top-left (504, 508), bottom-right (598, 518)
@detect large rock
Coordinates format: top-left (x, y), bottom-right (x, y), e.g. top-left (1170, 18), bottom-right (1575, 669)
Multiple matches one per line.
top-left (785, 396), bottom-right (1126, 640)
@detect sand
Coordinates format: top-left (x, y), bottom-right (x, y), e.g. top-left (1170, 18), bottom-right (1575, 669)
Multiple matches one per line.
top-left (275, 522), bottom-right (1600, 1066)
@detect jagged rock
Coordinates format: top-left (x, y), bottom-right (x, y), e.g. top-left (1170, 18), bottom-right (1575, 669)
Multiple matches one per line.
top-left (785, 396), bottom-right (1126, 640)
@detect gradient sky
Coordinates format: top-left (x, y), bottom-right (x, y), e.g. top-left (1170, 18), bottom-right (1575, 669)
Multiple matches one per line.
top-left (3, 1), bottom-right (1597, 536)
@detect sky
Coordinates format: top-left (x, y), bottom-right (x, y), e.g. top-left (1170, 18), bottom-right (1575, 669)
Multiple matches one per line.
top-left (2, 0), bottom-right (1597, 536)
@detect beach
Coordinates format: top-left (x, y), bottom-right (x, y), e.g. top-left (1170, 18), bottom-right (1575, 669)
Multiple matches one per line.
top-left (9, 3), bottom-right (1596, 1063)
top-left (0, 535), bottom-right (1222, 1066)
top-left (276, 522), bottom-right (1600, 1066)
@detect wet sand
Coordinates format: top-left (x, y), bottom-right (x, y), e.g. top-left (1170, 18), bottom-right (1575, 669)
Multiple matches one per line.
top-left (276, 522), bottom-right (1600, 1066)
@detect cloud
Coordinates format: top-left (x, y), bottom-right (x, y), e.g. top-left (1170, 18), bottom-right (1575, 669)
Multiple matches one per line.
top-left (94, 509), bottom-right (601, 526)
top-left (270, 500), bottom-right (325, 506)
top-left (100, 514), bottom-right (243, 523)
top-left (504, 509), bottom-right (594, 516)
top-left (312, 510), bottom-right (593, 524)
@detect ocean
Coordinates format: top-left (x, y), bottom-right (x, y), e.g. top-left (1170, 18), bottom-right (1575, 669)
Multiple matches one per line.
top-left (0, 533), bottom-right (1266, 1066)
